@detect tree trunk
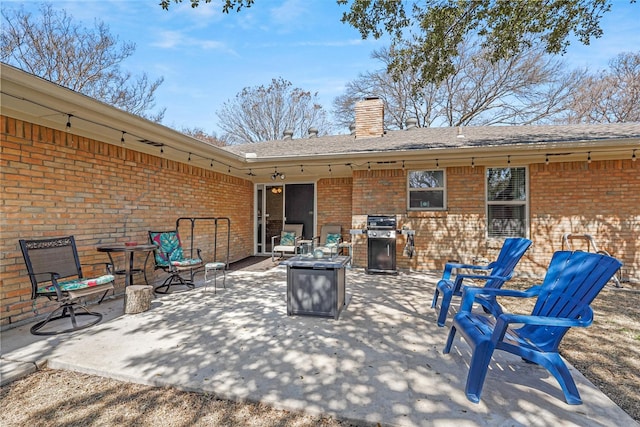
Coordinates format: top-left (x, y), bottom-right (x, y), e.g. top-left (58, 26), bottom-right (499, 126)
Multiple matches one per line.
top-left (124, 285), bottom-right (153, 314)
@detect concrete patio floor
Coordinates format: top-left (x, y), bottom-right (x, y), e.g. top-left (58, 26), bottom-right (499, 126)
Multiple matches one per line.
top-left (1, 260), bottom-right (636, 427)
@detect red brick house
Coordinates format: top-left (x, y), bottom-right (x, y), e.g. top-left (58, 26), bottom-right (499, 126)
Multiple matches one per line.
top-left (2, 63), bottom-right (639, 328)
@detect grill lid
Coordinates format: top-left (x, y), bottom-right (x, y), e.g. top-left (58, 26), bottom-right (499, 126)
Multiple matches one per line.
top-left (367, 215), bottom-right (397, 229)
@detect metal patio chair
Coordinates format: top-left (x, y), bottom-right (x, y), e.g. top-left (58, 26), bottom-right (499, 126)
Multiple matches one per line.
top-left (149, 230), bottom-right (203, 294)
top-left (271, 223), bottom-right (303, 261)
top-left (19, 236), bottom-right (115, 335)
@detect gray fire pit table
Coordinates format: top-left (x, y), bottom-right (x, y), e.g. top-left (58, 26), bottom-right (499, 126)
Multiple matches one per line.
top-left (280, 255), bottom-right (350, 320)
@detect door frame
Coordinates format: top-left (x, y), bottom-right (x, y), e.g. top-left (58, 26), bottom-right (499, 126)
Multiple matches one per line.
top-left (255, 181), bottom-right (316, 255)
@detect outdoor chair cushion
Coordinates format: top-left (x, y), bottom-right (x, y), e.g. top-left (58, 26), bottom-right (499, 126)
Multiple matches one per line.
top-left (37, 274), bottom-right (115, 294)
top-left (150, 231), bottom-right (201, 267)
top-left (171, 259), bottom-right (202, 267)
top-left (280, 231), bottom-right (296, 246)
top-left (326, 233), bottom-right (341, 246)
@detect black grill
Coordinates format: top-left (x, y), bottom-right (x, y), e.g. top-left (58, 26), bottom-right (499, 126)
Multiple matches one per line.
top-left (366, 215), bottom-right (398, 274)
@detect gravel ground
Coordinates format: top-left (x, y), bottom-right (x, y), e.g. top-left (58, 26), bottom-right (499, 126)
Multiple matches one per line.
top-left (1, 280), bottom-right (637, 426)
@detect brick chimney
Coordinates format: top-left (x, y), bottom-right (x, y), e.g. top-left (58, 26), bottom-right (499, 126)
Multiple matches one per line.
top-left (354, 97), bottom-right (384, 138)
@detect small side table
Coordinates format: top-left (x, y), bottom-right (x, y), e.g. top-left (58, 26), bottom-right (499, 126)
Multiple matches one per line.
top-left (204, 262), bottom-right (226, 293)
top-left (97, 243), bottom-right (156, 287)
top-left (297, 239), bottom-right (314, 255)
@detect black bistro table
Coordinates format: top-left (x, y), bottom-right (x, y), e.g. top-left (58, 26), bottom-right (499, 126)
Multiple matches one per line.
top-left (97, 243), bottom-right (156, 287)
top-left (280, 254), bottom-right (350, 320)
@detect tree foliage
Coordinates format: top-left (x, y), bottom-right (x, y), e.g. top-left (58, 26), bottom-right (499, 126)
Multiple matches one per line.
top-left (334, 43), bottom-right (583, 129)
top-left (563, 51), bottom-right (640, 123)
top-left (1, 3), bottom-right (165, 122)
top-left (339, 0), bottom-right (617, 86)
top-left (159, 0), bottom-right (254, 12)
top-left (216, 77), bottom-right (332, 144)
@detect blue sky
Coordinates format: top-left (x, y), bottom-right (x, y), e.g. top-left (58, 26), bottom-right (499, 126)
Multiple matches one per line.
top-left (4, 1), bottom-right (639, 136)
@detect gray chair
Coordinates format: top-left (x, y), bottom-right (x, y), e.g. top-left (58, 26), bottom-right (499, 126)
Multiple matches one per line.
top-left (272, 223), bottom-right (303, 261)
top-left (313, 224), bottom-right (342, 256)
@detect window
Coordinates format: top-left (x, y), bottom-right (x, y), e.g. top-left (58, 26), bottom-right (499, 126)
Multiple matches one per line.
top-left (408, 170), bottom-right (446, 210)
top-left (486, 167), bottom-right (528, 238)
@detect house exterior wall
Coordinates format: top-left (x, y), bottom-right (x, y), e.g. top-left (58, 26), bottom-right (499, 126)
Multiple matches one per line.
top-left (2, 114), bottom-right (638, 328)
top-left (348, 164), bottom-right (639, 280)
top-left (1, 116), bottom-right (254, 327)
top-left (316, 177), bottom-right (353, 241)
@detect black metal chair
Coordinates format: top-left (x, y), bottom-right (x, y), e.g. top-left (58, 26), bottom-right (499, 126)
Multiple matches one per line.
top-left (19, 236), bottom-right (115, 335)
top-left (148, 230), bottom-right (203, 294)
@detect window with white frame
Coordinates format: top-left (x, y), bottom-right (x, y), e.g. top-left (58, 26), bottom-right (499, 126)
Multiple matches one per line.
top-left (486, 167), bottom-right (528, 238)
top-left (408, 170), bottom-right (446, 210)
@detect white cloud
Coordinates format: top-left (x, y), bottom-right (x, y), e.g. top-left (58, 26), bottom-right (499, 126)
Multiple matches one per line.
top-left (150, 30), bottom-right (236, 55)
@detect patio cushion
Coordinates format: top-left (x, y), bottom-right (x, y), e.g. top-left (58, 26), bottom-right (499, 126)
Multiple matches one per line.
top-left (326, 233), bottom-right (340, 246)
top-left (150, 231), bottom-right (185, 266)
top-left (280, 231), bottom-right (296, 246)
top-left (172, 259), bottom-right (202, 267)
top-left (37, 274), bottom-right (115, 294)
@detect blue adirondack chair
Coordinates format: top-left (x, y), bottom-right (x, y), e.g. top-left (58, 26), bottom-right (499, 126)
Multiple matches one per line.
top-left (443, 250), bottom-right (622, 405)
top-left (431, 237), bottom-right (532, 326)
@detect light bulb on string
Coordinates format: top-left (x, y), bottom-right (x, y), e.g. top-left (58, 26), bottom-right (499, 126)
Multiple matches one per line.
top-left (587, 152), bottom-right (592, 164)
top-left (633, 149), bottom-right (637, 162)
top-left (120, 131), bottom-right (125, 146)
top-left (65, 114), bottom-right (72, 131)
top-left (545, 154), bottom-right (549, 165)
top-left (471, 157), bottom-right (475, 168)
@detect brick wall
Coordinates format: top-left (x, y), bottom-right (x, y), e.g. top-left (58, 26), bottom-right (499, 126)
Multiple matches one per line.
top-left (354, 98), bottom-right (384, 138)
top-left (1, 116), bottom-right (254, 327)
top-left (3, 114), bottom-right (638, 326)
top-left (528, 160), bottom-right (640, 277)
top-left (316, 177), bottom-right (353, 240)
top-left (349, 163), bottom-right (639, 279)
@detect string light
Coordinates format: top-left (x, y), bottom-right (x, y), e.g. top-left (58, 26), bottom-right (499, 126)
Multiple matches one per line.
top-left (211, 160), bottom-right (214, 167)
top-left (545, 154), bottom-right (549, 165)
top-left (328, 164), bottom-right (332, 174)
top-left (228, 165), bottom-right (231, 173)
top-left (188, 153), bottom-right (192, 162)
top-left (507, 155), bottom-right (511, 165)
top-left (7, 92), bottom-right (635, 178)
top-left (471, 157), bottom-right (475, 168)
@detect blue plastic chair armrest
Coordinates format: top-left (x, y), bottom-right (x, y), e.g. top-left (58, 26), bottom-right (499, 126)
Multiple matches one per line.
top-left (455, 272), bottom-right (512, 282)
top-left (442, 262), bottom-right (492, 280)
top-left (497, 307), bottom-right (594, 329)
top-left (459, 285), bottom-right (542, 312)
